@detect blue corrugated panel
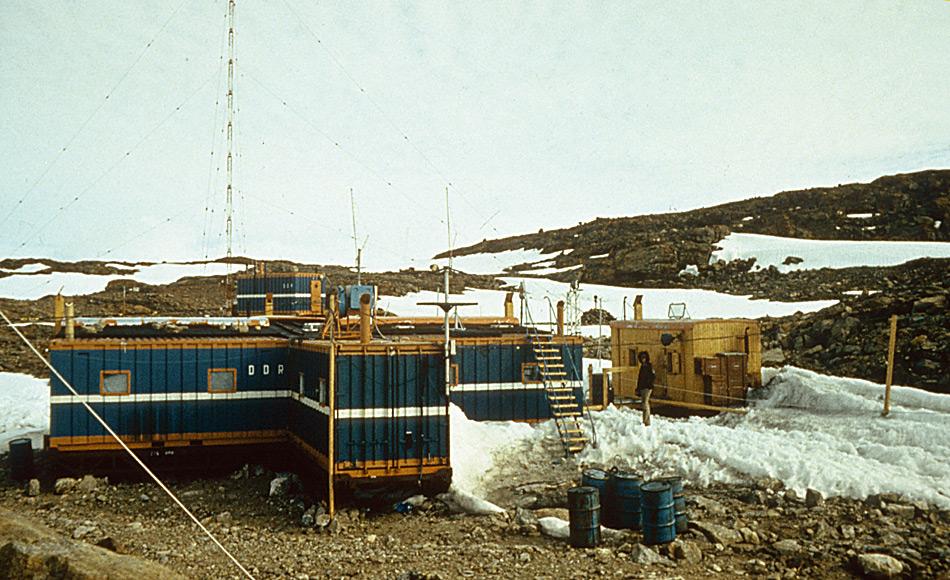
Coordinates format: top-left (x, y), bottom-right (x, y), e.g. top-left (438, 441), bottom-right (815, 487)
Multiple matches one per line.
top-left (450, 341), bottom-right (585, 422)
top-left (50, 343), bottom-right (289, 444)
top-left (334, 353), bottom-right (448, 465)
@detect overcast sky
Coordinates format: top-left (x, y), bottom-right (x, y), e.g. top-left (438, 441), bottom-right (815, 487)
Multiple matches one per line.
top-left (1, 1), bottom-right (948, 269)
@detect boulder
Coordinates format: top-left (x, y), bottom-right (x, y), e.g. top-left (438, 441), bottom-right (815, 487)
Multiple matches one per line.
top-left (856, 553), bottom-right (904, 578)
top-left (805, 488), bottom-right (824, 508)
top-left (671, 540), bottom-right (702, 563)
top-left (54, 478), bottom-right (77, 495)
top-left (691, 521), bottom-right (742, 545)
top-left (25, 479), bottom-right (40, 497)
top-left (630, 543), bottom-right (668, 565)
top-left (0, 507), bottom-right (185, 579)
top-left (773, 539), bottom-right (801, 555)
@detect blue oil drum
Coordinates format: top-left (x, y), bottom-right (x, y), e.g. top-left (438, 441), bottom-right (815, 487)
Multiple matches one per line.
top-left (656, 476), bottom-right (688, 533)
top-left (608, 470), bottom-right (643, 530)
top-left (641, 481), bottom-right (676, 545)
top-left (8, 438), bottom-right (34, 481)
top-left (582, 468), bottom-right (612, 528)
top-left (567, 486), bottom-right (601, 548)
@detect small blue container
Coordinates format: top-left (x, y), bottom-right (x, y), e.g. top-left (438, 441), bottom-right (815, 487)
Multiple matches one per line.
top-left (568, 486), bottom-right (601, 548)
top-left (8, 438), bottom-right (34, 481)
top-left (581, 468), bottom-right (610, 525)
top-left (608, 470), bottom-right (642, 530)
top-left (641, 481), bottom-right (676, 545)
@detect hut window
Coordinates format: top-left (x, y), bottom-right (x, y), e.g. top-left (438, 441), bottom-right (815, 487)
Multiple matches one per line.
top-left (628, 348), bottom-right (638, 367)
top-left (318, 378), bottom-right (327, 404)
top-left (208, 369), bottom-right (237, 393)
top-left (667, 352), bottom-right (682, 375)
top-left (450, 364), bottom-right (459, 386)
top-left (100, 371), bottom-right (130, 396)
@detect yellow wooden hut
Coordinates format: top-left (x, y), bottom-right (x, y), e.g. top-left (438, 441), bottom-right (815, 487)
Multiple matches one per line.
top-left (608, 313), bottom-right (761, 410)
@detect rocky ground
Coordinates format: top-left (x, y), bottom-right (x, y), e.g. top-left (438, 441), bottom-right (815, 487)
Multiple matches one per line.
top-left (1, 448), bottom-right (946, 580)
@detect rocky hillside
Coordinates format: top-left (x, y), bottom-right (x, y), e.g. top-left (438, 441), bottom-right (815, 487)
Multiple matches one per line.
top-left (439, 169), bottom-right (949, 287)
top-left (763, 264), bottom-right (949, 393)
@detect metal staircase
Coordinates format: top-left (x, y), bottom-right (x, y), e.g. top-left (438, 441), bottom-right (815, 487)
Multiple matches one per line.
top-left (530, 335), bottom-right (589, 454)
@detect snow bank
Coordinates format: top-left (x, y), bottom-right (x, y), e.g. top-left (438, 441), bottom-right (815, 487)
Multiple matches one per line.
top-left (711, 233), bottom-right (950, 273)
top-left (0, 373), bottom-right (49, 451)
top-left (575, 367), bottom-right (950, 508)
top-left (0, 261), bottom-right (248, 300)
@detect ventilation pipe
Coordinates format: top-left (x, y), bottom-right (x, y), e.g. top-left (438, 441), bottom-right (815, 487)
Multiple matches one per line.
top-left (633, 295), bottom-right (643, 321)
top-left (53, 294), bottom-right (65, 333)
top-left (556, 300), bottom-right (565, 337)
top-left (359, 293), bottom-right (372, 345)
top-left (504, 292), bottom-right (514, 319)
top-left (65, 302), bottom-right (75, 339)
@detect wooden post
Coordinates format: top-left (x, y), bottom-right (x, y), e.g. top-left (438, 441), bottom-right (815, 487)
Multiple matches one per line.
top-left (882, 314), bottom-right (898, 417)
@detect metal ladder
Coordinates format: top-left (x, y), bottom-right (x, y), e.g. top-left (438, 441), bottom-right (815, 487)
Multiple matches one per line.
top-left (531, 335), bottom-right (589, 454)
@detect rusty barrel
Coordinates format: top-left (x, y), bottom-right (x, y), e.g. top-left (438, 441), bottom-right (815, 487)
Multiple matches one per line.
top-left (655, 476), bottom-right (687, 533)
top-left (8, 438), bottom-right (34, 481)
top-left (567, 486), bottom-right (601, 548)
top-left (607, 470), bottom-right (642, 530)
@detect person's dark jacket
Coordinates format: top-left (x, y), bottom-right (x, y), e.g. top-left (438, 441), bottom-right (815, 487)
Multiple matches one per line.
top-left (637, 361), bottom-right (655, 394)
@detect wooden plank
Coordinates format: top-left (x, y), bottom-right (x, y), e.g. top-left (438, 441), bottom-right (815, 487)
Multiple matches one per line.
top-left (882, 314), bottom-right (898, 417)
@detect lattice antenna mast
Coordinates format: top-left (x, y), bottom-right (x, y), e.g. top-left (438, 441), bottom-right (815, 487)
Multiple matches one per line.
top-left (225, 0), bottom-right (236, 284)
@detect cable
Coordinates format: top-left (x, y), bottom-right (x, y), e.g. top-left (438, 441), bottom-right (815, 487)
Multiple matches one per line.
top-left (0, 0), bottom-right (190, 231)
top-left (10, 69), bottom-right (218, 255)
top-left (0, 309), bottom-right (256, 579)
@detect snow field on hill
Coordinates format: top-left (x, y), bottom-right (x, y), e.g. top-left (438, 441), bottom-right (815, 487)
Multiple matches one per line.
top-left (0, 261), bottom-right (248, 300)
top-left (710, 232), bottom-right (950, 273)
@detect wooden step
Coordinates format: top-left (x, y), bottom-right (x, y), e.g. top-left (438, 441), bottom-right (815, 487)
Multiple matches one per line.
top-left (553, 411), bottom-right (581, 418)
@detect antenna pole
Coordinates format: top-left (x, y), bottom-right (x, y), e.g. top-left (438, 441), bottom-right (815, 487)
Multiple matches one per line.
top-left (350, 187), bottom-right (361, 285)
top-left (225, 0), bottom-right (236, 294)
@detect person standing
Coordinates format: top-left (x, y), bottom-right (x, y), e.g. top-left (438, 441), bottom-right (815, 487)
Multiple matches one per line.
top-left (637, 351), bottom-right (655, 426)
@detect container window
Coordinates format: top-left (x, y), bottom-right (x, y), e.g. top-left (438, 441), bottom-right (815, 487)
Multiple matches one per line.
top-left (100, 371), bottom-right (130, 396)
top-left (208, 369), bottom-right (237, 393)
top-left (450, 363), bottom-right (460, 386)
top-left (318, 377), bottom-right (328, 405)
top-left (522, 362), bottom-right (542, 384)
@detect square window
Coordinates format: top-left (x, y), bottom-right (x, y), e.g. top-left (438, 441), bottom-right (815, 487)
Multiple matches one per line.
top-left (100, 371), bottom-right (130, 396)
top-left (521, 362), bottom-right (542, 384)
top-left (208, 369), bottom-right (237, 393)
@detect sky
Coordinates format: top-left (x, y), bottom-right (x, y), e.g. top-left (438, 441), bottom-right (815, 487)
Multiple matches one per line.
top-left (1, 1), bottom-right (948, 270)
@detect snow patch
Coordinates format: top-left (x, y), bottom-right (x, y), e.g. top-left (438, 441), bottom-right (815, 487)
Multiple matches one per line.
top-left (0, 261), bottom-right (249, 300)
top-left (678, 264), bottom-right (700, 276)
top-left (0, 262), bottom-right (48, 274)
top-left (590, 253), bottom-right (609, 260)
top-left (0, 373), bottom-right (49, 450)
top-left (433, 248), bottom-right (559, 275)
top-left (710, 233), bottom-right (950, 273)
top-left (846, 213), bottom-right (874, 219)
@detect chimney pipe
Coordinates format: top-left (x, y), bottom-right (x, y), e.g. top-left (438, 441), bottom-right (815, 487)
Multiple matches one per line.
top-left (65, 302), bottom-right (75, 339)
top-left (633, 295), bottom-right (643, 321)
top-left (504, 292), bottom-right (514, 319)
top-left (359, 293), bottom-right (372, 344)
top-left (556, 300), bottom-right (565, 337)
top-left (54, 294), bottom-right (65, 333)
